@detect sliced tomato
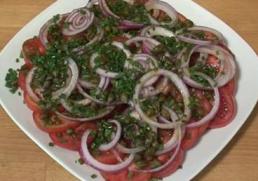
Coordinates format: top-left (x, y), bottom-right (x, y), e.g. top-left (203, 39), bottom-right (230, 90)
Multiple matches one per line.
top-left (96, 150), bottom-right (121, 164)
top-left (49, 122), bottom-right (96, 151)
top-left (183, 89), bottom-right (212, 145)
top-left (194, 89), bottom-right (213, 136)
top-left (33, 111), bottom-right (80, 133)
top-left (18, 70), bottom-right (27, 91)
top-left (181, 127), bottom-right (199, 150)
top-left (22, 37), bottom-right (46, 66)
top-left (101, 169), bottom-right (128, 181)
top-left (129, 172), bottom-right (152, 181)
top-left (209, 88), bottom-right (236, 129)
top-left (220, 78), bottom-right (236, 96)
top-left (159, 129), bottom-right (173, 143)
top-left (177, 13), bottom-right (187, 22)
top-left (102, 169), bottom-right (151, 181)
top-left (152, 149), bottom-right (184, 178)
top-left (23, 93), bottom-right (41, 112)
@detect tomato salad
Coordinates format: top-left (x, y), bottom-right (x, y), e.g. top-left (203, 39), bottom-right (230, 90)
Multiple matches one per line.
top-left (5, 0), bottom-right (237, 180)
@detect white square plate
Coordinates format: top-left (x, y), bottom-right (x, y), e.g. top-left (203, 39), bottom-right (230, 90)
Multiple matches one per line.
top-left (1, 0), bottom-right (258, 180)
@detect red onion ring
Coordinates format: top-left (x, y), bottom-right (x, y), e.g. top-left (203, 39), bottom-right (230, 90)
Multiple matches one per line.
top-left (52, 58), bottom-right (79, 99)
top-left (81, 129), bottom-right (134, 172)
top-left (39, 20), bottom-right (50, 47)
top-left (156, 126), bottom-right (182, 155)
top-left (25, 67), bottom-right (41, 102)
top-left (55, 106), bottom-right (114, 122)
top-left (72, 25), bottom-right (104, 54)
top-left (62, 8), bottom-right (94, 36)
top-left (132, 129), bottom-right (182, 173)
top-left (76, 83), bottom-right (107, 105)
top-left (177, 26), bottom-right (227, 45)
top-left (111, 149), bottom-right (123, 163)
top-left (77, 84), bottom-right (121, 105)
top-left (125, 54), bottom-right (158, 81)
top-left (125, 36), bottom-right (160, 48)
top-left (60, 98), bottom-right (92, 113)
top-left (125, 36), bottom-right (160, 54)
top-left (141, 25), bottom-right (175, 38)
top-left (182, 45), bottom-right (236, 89)
top-left (145, 0), bottom-right (178, 26)
top-left (99, 0), bottom-right (120, 18)
top-left (116, 144), bottom-right (144, 154)
top-left (98, 76), bottom-right (110, 90)
top-left (119, 20), bottom-right (144, 30)
top-left (133, 69), bottom-right (191, 129)
top-left (90, 42), bottom-right (131, 79)
top-left (186, 73), bottom-right (220, 128)
top-left (99, 120), bottom-right (121, 151)
top-left (78, 79), bottom-right (96, 89)
top-left (86, 0), bottom-right (99, 8)
top-left (99, 0), bottom-right (144, 30)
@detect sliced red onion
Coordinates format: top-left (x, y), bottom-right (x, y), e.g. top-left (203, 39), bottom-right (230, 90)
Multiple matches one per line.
top-left (99, 0), bottom-right (142, 31)
top-left (155, 107), bottom-right (182, 155)
top-left (165, 106), bottom-right (179, 121)
top-left (81, 129), bottom-right (134, 172)
top-left (119, 20), bottom-right (144, 30)
top-left (39, 20), bottom-right (50, 47)
top-left (132, 129), bottom-right (182, 173)
top-left (116, 144), bottom-right (144, 154)
top-left (111, 149), bottom-right (123, 163)
top-left (78, 79), bottom-right (97, 89)
top-left (125, 36), bottom-right (160, 48)
top-left (125, 36), bottom-right (160, 54)
top-left (90, 42), bottom-right (130, 78)
top-left (156, 126), bottom-right (182, 155)
top-left (98, 76), bottom-right (110, 90)
top-left (112, 41), bottom-right (131, 57)
top-left (186, 73), bottom-right (220, 128)
top-left (77, 84), bottom-right (121, 105)
top-left (177, 34), bottom-right (212, 46)
top-left (99, 120), bottom-right (121, 151)
top-left (52, 58), bottom-right (79, 99)
top-left (141, 86), bottom-right (160, 98)
top-left (25, 67), bottom-right (40, 102)
top-left (77, 83), bottom-right (107, 105)
top-left (177, 26), bottom-right (227, 45)
top-left (99, 0), bottom-right (120, 18)
top-left (55, 106), bottom-right (114, 122)
top-left (182, 45), bottom-right (236, 88)
top-left (62, 8), bottom-right (94, 36)
top-left (72, 25), bottom-right (104, 54)
top-left (79, 76), bottom-right (109, 91)
top-left (133, 69), bottom-right (191, 129)
top-left (145, 0), bottom-right (178, 26)
top-left (141, 25), bottom-right (175, 38)
top-left (86, 0), bottom-right (99, 8)
top-left (90, 56), bottom-right (112, 78)
top-left (125, 54), bottom-right (158, 80)
top-left (74, 98), bottom-right (92, 105)
top-left (60, 98), bottom-right (92, 113)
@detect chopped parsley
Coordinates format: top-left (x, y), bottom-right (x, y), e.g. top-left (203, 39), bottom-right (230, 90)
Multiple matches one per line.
top-left (94, 44), bottom-right (126, 72)
top-left (5, 68), bottom-right (18, 93)
top-left (90, 121), bottom-right (115, 151)
top-left (108, 0), bottom-right (150, 24)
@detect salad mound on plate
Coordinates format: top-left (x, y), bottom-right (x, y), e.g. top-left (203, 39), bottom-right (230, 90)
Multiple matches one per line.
top-left (5, 0), bottom-right (237, 180)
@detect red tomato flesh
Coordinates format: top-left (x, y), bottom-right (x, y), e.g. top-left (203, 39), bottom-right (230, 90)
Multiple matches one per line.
top-left (49, 122), bottom-right (96, 151)
top-left (33, 111), bottom-right (80, 133)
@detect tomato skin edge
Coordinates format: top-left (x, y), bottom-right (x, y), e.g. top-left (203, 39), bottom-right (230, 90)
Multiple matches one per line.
top-left (32, 112), bottom-right (80, 133)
